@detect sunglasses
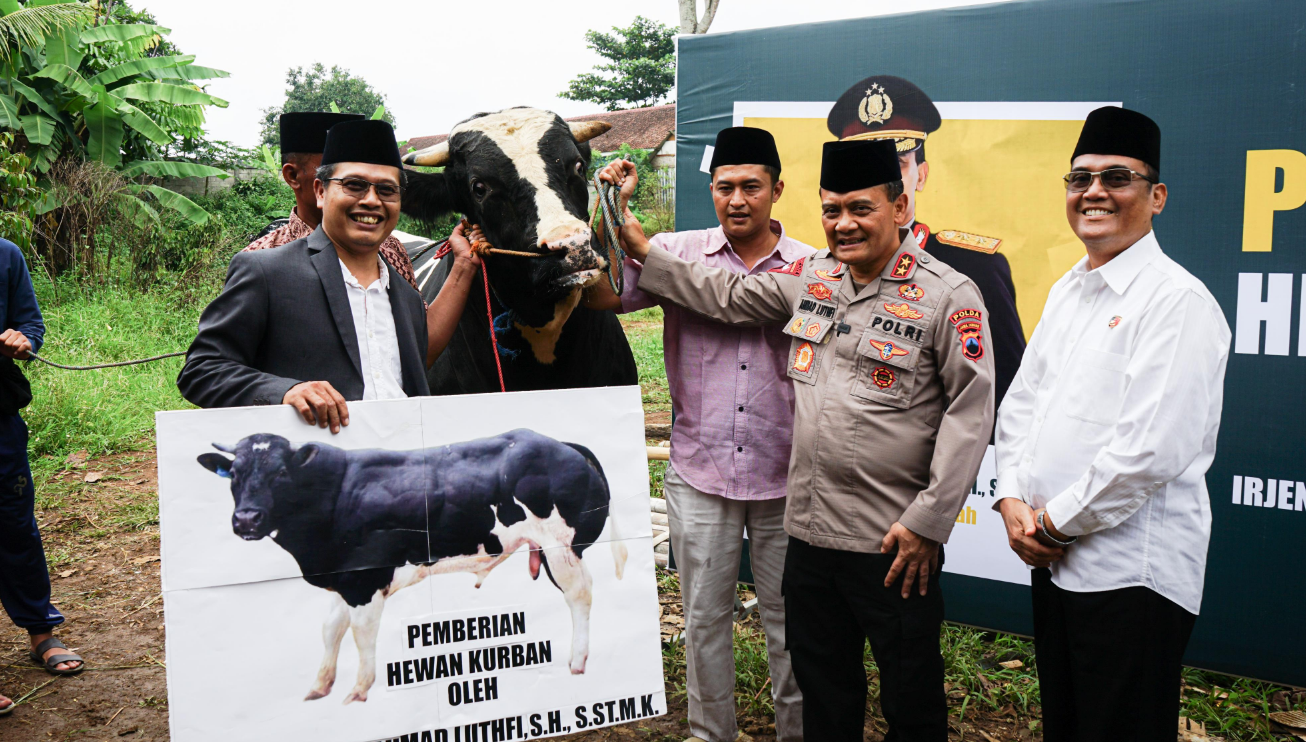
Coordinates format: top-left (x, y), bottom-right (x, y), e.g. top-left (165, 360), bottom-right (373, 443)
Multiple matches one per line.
top-left (324, 177), bottom-right (402, 202)
top-left (1063, 168), bottom-right (1156, 192)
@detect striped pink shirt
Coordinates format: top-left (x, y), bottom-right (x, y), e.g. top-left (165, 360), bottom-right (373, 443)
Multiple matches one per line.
top-left (622, 221), bottom-right (816, 500)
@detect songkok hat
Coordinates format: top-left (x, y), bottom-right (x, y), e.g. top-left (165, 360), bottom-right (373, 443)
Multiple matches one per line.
top-left (820, 139), bottom-right (901, 193)
top-left (1071, 106), bottom-right (1162, 173)
top-left (279, 112), bottom-right (364, 154)
top-left (826, 75), bottom-right (941, 154)
top-left (709, 126), bottom-right (782, 172)
top-left (321, 119), bottom-right (404, 170)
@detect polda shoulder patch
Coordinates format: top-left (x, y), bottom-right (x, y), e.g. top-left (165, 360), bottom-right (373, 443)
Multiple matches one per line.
top-left (936, 230), bottom-right (1002, 254)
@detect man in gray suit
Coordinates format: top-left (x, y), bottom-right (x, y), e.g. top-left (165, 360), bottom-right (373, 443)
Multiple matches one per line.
top-left (178, 119), bottom-right (481, 430)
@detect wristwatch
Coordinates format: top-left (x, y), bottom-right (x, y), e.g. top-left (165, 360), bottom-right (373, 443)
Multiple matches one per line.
top-left (1037, 510), bottom-right (1077, 546)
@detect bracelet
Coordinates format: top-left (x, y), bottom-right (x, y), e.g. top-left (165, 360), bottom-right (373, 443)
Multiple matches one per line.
top-left (1037, 510), bottom-right (1077, 546)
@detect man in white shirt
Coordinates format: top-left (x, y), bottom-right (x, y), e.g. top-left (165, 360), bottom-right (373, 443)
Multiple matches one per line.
top-left (179, 120), bottom-right (481, 424)
top-left (994, 107), bottom-right (1230, 741)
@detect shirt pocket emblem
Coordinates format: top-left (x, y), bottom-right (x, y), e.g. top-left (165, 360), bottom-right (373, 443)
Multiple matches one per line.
top-left (789, 340), bottom-right (821, 384)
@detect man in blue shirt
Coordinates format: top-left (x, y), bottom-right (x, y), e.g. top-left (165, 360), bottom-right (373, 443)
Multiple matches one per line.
top-left (0, 237), bottom-right (83, 718)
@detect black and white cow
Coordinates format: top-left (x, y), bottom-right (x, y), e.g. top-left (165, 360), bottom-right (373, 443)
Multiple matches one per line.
top-left (197, 429), bottom-right (627, 704)
top-left (401, 108), bottom-right (638, 394)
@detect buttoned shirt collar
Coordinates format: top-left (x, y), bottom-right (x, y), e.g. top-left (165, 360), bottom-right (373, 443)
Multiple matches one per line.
top-left (702, 219), bottom-right (807, 265)
top-left (1071, 230), bottom-right (1161, 295)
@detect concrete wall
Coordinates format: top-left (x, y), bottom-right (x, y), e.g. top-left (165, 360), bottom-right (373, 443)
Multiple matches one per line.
top-left (159, 168), bottom-right (269, 197)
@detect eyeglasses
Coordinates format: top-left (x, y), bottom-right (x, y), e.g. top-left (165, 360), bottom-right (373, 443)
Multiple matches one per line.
top-left (324, 177), bottom-right (402, 202)
top-left (1063, 168), bottom-right (1155, 192)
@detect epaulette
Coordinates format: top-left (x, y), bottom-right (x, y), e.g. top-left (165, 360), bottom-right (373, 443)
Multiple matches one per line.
top-left (936, 230), bottom-right (1002, 254)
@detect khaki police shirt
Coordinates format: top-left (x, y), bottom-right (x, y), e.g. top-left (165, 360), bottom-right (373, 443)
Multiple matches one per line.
top-left (638, 228), bottom-right (995, 551)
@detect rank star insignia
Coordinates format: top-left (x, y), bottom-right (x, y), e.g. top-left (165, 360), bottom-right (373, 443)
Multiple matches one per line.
top-left (883, 302), bottom-right (924, 320)
top-left (871, 366), bottom-right (896, 389)
top-left (891, 253), bottom-right (915, 278)
top-left (898, 283), bottom-right (925, 302)
top-left (806, 282), bottom-right (834, 301)
top-left (793, 342), bottom-right (815, 373)
top-left (1108, 315), bottom-right (1122, 328)
top-left (868, 339), bottom-right (910, 361)
top-left (769, 257), bottom-right (805, 275)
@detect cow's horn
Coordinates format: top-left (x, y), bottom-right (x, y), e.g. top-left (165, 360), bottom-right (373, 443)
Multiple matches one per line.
top-left (403, 141), bottom-right (449, 167)
top-left (569, 121), bottom-right (612, 143)
top-left (212, 442), bottom-right (235, 453)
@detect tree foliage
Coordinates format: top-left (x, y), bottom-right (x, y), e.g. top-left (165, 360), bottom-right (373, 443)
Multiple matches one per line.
top-left (561, 16), bottom-right (675, 111)
top-left (258, 63), bottom-right (395, 147)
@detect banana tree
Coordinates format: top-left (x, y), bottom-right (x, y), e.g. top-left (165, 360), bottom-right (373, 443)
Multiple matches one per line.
top-left (0, 0), bottom-right (231, 225)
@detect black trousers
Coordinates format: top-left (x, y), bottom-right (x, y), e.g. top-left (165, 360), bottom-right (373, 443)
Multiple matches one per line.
top-left (1031, 568), bottom-right (1196, 742)
top-left (784, 536), bottom-right (947, 742)
top-left (0, 414), bottom-right (62, 635)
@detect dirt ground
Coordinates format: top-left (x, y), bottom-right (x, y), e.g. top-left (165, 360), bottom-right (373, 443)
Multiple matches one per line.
top-left (1, 450), bottom-right (1039, 742)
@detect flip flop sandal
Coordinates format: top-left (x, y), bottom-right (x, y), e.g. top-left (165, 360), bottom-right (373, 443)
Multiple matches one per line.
top-left (29, 637), bottom-right (85, 676)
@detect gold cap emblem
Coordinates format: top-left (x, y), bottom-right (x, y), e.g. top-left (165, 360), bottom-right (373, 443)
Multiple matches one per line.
top-left (858, 83), bottom-right (894, 126)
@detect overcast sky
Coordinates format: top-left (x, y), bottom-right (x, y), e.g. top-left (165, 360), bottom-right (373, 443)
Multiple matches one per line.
top-left (141, 0), bottom-right (1004, 147)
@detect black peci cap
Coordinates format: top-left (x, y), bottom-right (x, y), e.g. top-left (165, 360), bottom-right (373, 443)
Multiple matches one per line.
top-left (709, 126), bottom-right (782, 172)
top-left (1071, 106), bottom-right (1162, 173)
top-left (280, 112), bottom-right (365, 155)
top-left (826, 75), bottom-right (941, 154)
top-left (820, 139), bottom-right (901, 193)
top-left (321, 119), bottom-right (404, 170)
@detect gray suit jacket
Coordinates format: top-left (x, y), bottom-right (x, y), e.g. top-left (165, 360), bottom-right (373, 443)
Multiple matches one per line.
top-left (177, 227), bottom-right (429, 408)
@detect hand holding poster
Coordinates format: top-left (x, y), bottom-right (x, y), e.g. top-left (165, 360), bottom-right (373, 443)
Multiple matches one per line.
top-left (156, 387), bottom-right (664, 742)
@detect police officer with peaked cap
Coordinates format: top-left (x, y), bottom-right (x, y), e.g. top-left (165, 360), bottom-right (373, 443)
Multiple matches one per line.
top-left (603, 139), bottom-right (995, 741)
top-left (828, 75), bottom-right (1026, 415)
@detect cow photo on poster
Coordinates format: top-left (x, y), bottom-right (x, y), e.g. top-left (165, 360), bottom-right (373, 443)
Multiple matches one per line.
top-left (156, 387), bottom-right (665, 742)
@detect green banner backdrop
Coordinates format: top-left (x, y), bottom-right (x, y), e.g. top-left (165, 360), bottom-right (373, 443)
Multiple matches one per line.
top-left (675, 0), bottom-right (1306, 686)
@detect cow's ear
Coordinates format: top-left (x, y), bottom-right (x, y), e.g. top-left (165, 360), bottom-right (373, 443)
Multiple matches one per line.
top-left (292, 443), bottom-right (320, 468)
top-left (197, 453), bottom-right (233, 479)
top-left (400, 170), bottom-right (457, 227)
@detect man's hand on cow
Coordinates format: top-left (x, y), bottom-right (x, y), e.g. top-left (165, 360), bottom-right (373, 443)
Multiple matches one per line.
top-left (597, 159), bottom-right (638, 213)
top-left (448, 220), bottom-right (482, 269)
top-left (0, 329), bottom-right (32, 359)
top-left (998, 498), bottom-right (1066, 567)
top-left (882, 521), bottom-right (940, 598)
top-left (283, 381), bottom-right (350, 434)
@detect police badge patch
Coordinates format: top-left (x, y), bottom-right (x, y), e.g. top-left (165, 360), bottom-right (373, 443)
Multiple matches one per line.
top-left (769, 257), bottom-right (805, 275)
top-left (793, 342), bottom-right (815, 374)
top-left (871, 366), bottom-right (896, 389)
top-left (898, 283), bottom-right (925, 302)
top-left (806, 282), bottom-right (834, 301)
top-left (868, 339), bottom-right (911, 361)
top-left (949, 309), bottom-right (985, 362)
top-left (883, 302), bottom-right (924, 320)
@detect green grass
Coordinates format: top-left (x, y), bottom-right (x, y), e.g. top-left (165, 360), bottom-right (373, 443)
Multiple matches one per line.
top-left (620, 306), bottom-right (670, 412)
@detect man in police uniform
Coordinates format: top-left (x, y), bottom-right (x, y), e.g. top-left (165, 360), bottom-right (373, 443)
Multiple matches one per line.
top-left (606, 139), bottom-right (994, 741)
top-left (828, 75), bottom-right (1025, 412)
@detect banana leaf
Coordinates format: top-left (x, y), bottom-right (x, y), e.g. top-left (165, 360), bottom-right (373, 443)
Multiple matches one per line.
top-left (79, 23), bottom-right (170, 44)
top-left (31, 62), bottom-right (95, 102)
top-left (132, 183), bottom-right (209, 225)
top-left (371, 105), bottom-right (385, 120)
top-left (83, 97), bottom-right (124, 167)
top-left (147, 64), bottom-right (229, 82)
top-left (90, 54), bottom-right (194, 87)
top-left (7, 78), bottom-right (63, 121)
top-left (19, 113), bottom-right (55, 145)
top-left (0, 91), bottom-right (18, 128)
top-left (113, 191), bottom-right (159, 226)
top-left (0, 0), bottom-right (21, 14)
top-left (44, 24), bottom-right (84, 70)
top-left (113, 98), bottom-right (172, 146)
top-left (329, 101), bottom-right (340, 113)
top-left (113, 81), bottom-right (227, 108)
top-left (120, 160), bottom-right (227, 179)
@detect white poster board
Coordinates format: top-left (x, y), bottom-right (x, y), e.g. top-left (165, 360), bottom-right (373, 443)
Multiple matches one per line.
top-left (943, 445), bottom-right (1032, 586)
top-left (156, 387), bottom-right (665, 742)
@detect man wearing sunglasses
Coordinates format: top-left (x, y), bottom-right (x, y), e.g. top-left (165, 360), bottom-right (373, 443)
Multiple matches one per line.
top-left (994, 106), bottom-right (1230, 740)
top-left (244, 112), bottom-right (420, 290)
top-left (179, 120), bottom-right (481, 430)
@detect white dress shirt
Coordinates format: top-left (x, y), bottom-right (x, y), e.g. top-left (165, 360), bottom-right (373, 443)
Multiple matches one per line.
top-left (339, 256), bottom-right (406, 401)
top-left (995, 231), bottom-right (1230, 614)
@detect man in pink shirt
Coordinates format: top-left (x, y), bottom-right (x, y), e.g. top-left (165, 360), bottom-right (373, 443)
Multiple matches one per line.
top-left (590, 127), bottom-right (814, 742)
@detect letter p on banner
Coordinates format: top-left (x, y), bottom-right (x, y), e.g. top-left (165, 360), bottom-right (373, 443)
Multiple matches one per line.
top-left (1243, 149), bottom-right (1306, 252)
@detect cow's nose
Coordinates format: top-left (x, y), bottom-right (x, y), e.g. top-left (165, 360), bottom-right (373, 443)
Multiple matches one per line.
top-left (539, 226), bottom-right (592, 253)
top-left (233, 509), bottom-right (265, 532)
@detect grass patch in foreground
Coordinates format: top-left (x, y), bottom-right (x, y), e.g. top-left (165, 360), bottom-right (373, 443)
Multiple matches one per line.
top-left (620, 306), bottom-right (670, 412)
top-left (23, 281), bottom-right (207, 474)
